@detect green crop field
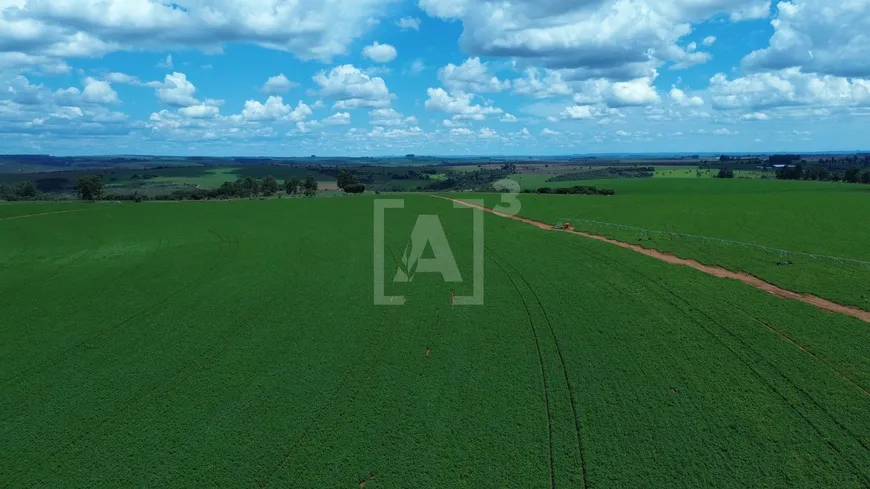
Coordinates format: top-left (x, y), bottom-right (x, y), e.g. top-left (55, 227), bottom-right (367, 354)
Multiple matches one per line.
top-left (462, 178), bottom-right (870, 309)
top-left (511, 173), bottom-right (590, 189)
top-left (513, 166), bottom-right (770, 190)
top-left (1, 189), bottom-right (869, 488)
top-left (654, 166), bottom-right (769, 179)
top-left (0, 164), bottom-right (341, 196)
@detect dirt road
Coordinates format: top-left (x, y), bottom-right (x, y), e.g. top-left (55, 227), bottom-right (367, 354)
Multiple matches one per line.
top-left (435, 195), bottom-right (870, 324)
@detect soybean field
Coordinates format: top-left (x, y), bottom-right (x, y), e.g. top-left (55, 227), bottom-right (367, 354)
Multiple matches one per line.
top-left (1, 190), bottom-right (869, 488)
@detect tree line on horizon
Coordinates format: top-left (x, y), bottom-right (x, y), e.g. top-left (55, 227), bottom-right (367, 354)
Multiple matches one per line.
top-left (774, 164), bottom-right (870, 183)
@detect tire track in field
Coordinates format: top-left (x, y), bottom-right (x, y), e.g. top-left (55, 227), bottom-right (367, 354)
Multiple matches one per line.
top-left (5, 232), bottom-right (244, 488)
top-left (0, 230), bottom-right (103, 306)
top-left (434, 196), bottom-right (870, 324)
top-left (3, 234), bottom-right (238, 464)
top-left (17, 247), bottom-right (275, 489)
top-left (485, 251), bottom-right (556, 489)
top-left (569, 230), bottom-right (870, 401)
top-left (0, 229), bottom-right (236, 391)
top-left (574, 244), bottom-right (870, 486)
top-left (0, 208), bottom-right (103, 222)
top-left (486, 246), bottom-right (589, 489)
top-left (731, 307), bottom-right (870, 398)
top-left (23, 233), bottom-right (285, 489)
top-left (101, 234), bottom-right (169, 284)
top-left (257, 244), bottom-right (409, 488)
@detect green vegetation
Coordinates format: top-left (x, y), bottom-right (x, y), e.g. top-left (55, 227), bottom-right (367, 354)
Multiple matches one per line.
top-left (460, 178), bottom-right (870, 309)
top-left (74, 175), bottom-right (104, 201)
top-left (527, 185), bottom-right (616, 195)
top-left (343, 183), bottom-right (366, 194)
top-left (0, 181), bottom-right (41, 201)
top-left (548, 167), bottom-right (654, 181)
top-left (776, 162), bottom-right (870, 184)
top-left (716, 168), bottom-right (735, 178)
top-left (1, 194), bottom-right (868, 488)
top-left (654, 166), bottom-right (769, 179)
top-left (284, 177), bottom-right (301, 196)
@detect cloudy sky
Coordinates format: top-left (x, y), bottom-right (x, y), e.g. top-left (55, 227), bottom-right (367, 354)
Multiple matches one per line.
top-left (1, 0), bottom-right (868, 156)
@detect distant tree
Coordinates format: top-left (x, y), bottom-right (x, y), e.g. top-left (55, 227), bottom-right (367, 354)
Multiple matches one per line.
top-left (776, 163), bottom-right (804, 180)
top-left (261, 175), bottom-right (279, 196)
top-left (336, 169), bottom-right (358, 189)
top-left (238, 176), bottom-right (260, 197)
top-left (719, 155), bottom-right (732, 162)
top-left (343, 183), bottom-right (366, 194)
top-left (792, 163), bottom-right (804, 180)
top-left (74, 175), bottom-right (103, 201)
top-left (769, 154), bottom-right (802, 165)
top-left (217, 181), bottom-right (238, 198)
top-left (302, 175), bottom-right (318, 197)
top-left (14, 181), bottom-right (39, 198)
top-left (716, 168), bottom-right (735, 179)
top-left (862, 171), bottom-right (870, 185)
top-left (845, 167), bottom-right (862, 183)
top-left (284, 178), bottom-right (301, 195)
top-left (803, 165), bottom-right (831, 181)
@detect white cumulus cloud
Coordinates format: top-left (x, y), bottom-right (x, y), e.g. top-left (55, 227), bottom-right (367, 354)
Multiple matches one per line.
top-left (81, 77), bottom-right (120, 105)
top-left (438, 57), bottom-right (509, 93)
top-left (424, 88), bottom-right (503, 120)
top-left (396, 17), bottom-right (421, 31)
top-left (179, 104), bottom-right (220, 119)
top-left (708, 68), bottom-right (870, 110)
top-left (369, 108), bottom-right (417, 126)
top-left (743, 0), bottom-right (870, 77)
top-left (479, 127), bottom-right (497, 138)
top-left (239, 96), bottom-right (311, 122)
top-left (362, 41), bottom-right (398, 63)
top-left (419, 0), bottom-right (770, 77)
top-left (314, 64), bottom-right (393, 109)
top-left (262, 74), bottom-right (298, 94)
top-left (669, 87), bottom-right (704, 107)
top-left (0, 0), bottom-right (395, 66)
top-left (154, 72), bottom-right (199, 107)
top-left (560, 105), bottom-right (595, 120)
top-left (511, 68), bottom-right (572, 99)
top-left (323, 112), bottom-right (352, 125)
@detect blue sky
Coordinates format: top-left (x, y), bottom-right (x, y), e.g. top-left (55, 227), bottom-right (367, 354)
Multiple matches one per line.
top-left (0, 0), bottom-right (868, 156)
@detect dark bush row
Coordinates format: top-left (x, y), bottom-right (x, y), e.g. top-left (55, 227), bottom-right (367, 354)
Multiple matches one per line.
top-left (343, 183), bottom-right (366, 194)
top-left (776, 164), bottom-right (870, 183)
top-left (548, 167), bottom-right (654, 182)
top-left (524, 186), bottom-right (616, 196)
